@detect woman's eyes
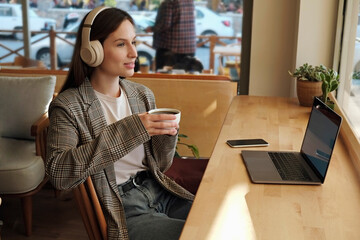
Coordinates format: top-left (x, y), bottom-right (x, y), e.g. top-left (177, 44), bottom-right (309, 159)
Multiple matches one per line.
top-left (116, 41), bottom-right (137, 47)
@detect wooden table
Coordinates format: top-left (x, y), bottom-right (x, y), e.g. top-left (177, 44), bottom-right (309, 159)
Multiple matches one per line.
top-left (213, 43), bottom-right (241, 77)
top-left (180, 96), bottom-right (360, 240)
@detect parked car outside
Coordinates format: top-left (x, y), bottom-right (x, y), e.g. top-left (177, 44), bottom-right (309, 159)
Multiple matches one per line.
top-left (0, 3), bottom-right (56, 40)
top-left (195, 6), bottom-right (234, 41)
top-left (30, 15), bottom-right (155, 69)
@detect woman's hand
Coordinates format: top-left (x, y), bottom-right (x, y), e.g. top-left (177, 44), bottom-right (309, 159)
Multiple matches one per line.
top-left (138, 112), bottom-right (179, 136)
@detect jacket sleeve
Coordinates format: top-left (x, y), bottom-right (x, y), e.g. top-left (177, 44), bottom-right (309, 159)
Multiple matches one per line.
top-left (131, 81), bottom-right (178, 172)
top-left (45, 99), bottom-right (151, 190)
top-left (150, 132), bottom-right (178, 172)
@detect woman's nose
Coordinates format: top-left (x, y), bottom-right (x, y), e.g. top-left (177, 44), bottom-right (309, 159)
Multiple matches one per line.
top-left (129, 44), bottom-right (138, 58)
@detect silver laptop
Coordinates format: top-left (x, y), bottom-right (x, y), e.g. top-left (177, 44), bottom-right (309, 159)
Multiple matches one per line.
top-left (241, 97), bottom-right (342, 185)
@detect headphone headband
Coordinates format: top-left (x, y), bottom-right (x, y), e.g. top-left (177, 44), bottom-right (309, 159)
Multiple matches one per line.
top-left (84, 6), bottom-right (109, 26)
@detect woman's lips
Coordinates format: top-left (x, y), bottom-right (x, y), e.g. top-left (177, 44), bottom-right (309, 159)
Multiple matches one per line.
top-left (124, 62), bottom-right (135, 69)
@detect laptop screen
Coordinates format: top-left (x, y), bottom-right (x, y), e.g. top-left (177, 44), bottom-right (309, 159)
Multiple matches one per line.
top-left (300, 98), bottom-right (342, 179)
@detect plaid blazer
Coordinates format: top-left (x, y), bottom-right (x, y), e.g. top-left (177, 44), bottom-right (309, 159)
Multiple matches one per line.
top-left (46, 78), bottom-right (194, 239)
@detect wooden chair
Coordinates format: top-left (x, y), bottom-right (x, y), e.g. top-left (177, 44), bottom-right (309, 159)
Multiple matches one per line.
top-left (73, 177), bottom-right (107, 240)
top-left (72, 157), bottom-right (208, 240)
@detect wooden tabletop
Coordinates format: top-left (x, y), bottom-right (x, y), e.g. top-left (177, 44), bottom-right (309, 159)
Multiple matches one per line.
top-left (213, 44), bottom-right (241, 56)
top-left (180, 95), bottom-right (360, 240)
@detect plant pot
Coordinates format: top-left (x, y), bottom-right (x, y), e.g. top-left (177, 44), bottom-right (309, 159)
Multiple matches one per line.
top-left (296, 79), bottom-right (322, 107)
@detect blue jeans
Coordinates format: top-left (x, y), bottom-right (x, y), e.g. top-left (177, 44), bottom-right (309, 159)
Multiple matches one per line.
top-left (118, 171), bottom-right (193, 240)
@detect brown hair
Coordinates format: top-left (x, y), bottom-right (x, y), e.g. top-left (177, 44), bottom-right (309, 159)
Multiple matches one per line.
top-left (61, 8), bottom-right (135, 92)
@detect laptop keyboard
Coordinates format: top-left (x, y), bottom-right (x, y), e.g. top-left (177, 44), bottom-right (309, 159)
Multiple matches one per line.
top-left (268, 152), bottom-right (312, 181)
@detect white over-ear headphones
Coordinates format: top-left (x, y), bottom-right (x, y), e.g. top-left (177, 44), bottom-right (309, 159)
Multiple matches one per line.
top-left (80, 6), bottom-right (109, 67)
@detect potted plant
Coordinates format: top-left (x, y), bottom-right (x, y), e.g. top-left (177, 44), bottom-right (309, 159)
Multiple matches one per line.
top-left (289, 63), bottom-right (340, 108)
top-left (288, 63), bottom-right (323, 107)
top-left (314, 65), bottom-right (340, 109)
top-left (175, 133), bottom-right (200, 158)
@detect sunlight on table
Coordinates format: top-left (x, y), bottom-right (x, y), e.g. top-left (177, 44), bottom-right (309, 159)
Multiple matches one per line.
top-left (206, 183), bottom-right (256, 240)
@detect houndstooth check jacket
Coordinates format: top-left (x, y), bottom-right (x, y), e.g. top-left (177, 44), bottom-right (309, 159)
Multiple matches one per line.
top-left (46, 78), bottom-right (194, 239)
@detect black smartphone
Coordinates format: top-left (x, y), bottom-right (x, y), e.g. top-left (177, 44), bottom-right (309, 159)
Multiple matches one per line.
top-left (226, 139), bottom-right (269, 148)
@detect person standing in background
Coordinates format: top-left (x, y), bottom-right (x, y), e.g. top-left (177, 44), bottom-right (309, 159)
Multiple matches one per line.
top-left (129, 0), bottom-right (138, 11)
top-left (139, 0), bottom-right (146, 10)
top-left (146, 0), bottom-right (196, 71)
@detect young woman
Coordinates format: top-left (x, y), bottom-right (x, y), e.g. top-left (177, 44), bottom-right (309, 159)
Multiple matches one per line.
top-left (46, 7), bottom-right (193, 240)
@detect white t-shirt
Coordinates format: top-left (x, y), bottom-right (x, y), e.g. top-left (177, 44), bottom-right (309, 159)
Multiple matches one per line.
top-left (94, 87), bottom-right (147, 185)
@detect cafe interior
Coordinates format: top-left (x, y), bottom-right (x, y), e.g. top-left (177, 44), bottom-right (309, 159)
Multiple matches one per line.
top-left (1, 0), bottom-right (360, 239)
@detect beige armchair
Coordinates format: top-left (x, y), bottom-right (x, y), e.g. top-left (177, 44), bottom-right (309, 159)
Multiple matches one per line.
top-left (0, 75), bottom-right (56, 236)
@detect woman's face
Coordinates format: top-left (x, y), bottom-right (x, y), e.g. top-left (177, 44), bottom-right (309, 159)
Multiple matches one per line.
top-left (99, 19), bottom-right (137, 77)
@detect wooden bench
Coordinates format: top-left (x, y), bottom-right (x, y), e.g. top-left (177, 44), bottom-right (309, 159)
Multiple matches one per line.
top-left (0, 69), bottom-right (237, 157)
top-left (129, 74), bottom-right (237, 157)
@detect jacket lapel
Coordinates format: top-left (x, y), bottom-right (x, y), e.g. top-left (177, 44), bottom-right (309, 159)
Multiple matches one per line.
top-left (120, 79), bottom-right (154, 166)
top-left (78, 78), bottom-right (107, 138)
top-left (120, 79), bottom-right (149, 114)
top-left (78, 79), bottom-right (121, 196)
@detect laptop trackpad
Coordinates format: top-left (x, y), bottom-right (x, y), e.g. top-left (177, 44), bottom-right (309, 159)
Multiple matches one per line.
top-left (241, 151), bottom-right (282, 183)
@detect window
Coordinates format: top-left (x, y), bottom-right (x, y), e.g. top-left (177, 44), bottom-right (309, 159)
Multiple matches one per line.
top-left (337, 0), bottom-right (360, 140)
top-left (0, 2), bottom-right (242, 77)
top-left (0, 6), bottom-right (12, 17)
top-left (196, 8), bottom-right (204, 19)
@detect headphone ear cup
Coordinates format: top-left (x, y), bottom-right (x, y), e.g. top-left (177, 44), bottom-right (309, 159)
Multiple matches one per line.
top-left (80, 6), bottom-right (108, 67)
top-left (80, 45), bottom-right (95, 66)
top-left (89, 40), bottom-right (104, 67)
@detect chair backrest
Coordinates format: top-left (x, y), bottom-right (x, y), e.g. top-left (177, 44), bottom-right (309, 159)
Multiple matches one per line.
top-left (73, 177), bottom-right (107, 240)
top-left (129, 75), bottom-right (237, 157)
top-left (0, 75), bottom-right (56, 140)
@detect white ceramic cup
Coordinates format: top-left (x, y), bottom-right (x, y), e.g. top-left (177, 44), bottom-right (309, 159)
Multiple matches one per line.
top-left (148, 108), bottom-right (181, 125)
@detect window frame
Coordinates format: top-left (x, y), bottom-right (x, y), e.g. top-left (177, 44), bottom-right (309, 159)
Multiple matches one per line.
top-left (335, 0), bottom-right (360, 171)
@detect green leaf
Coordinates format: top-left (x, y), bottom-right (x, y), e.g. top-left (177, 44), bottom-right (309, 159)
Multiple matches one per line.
top-left (176, 133), bottom-right (200, 158)
top-left (322, 81), bottom-right (328, 93)
top-left (174, 151), bottom-right (181, 158)
top-left (330, 81), bottom-right (339, 92)
top-left (188, 145), bottom-right (200, 158)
